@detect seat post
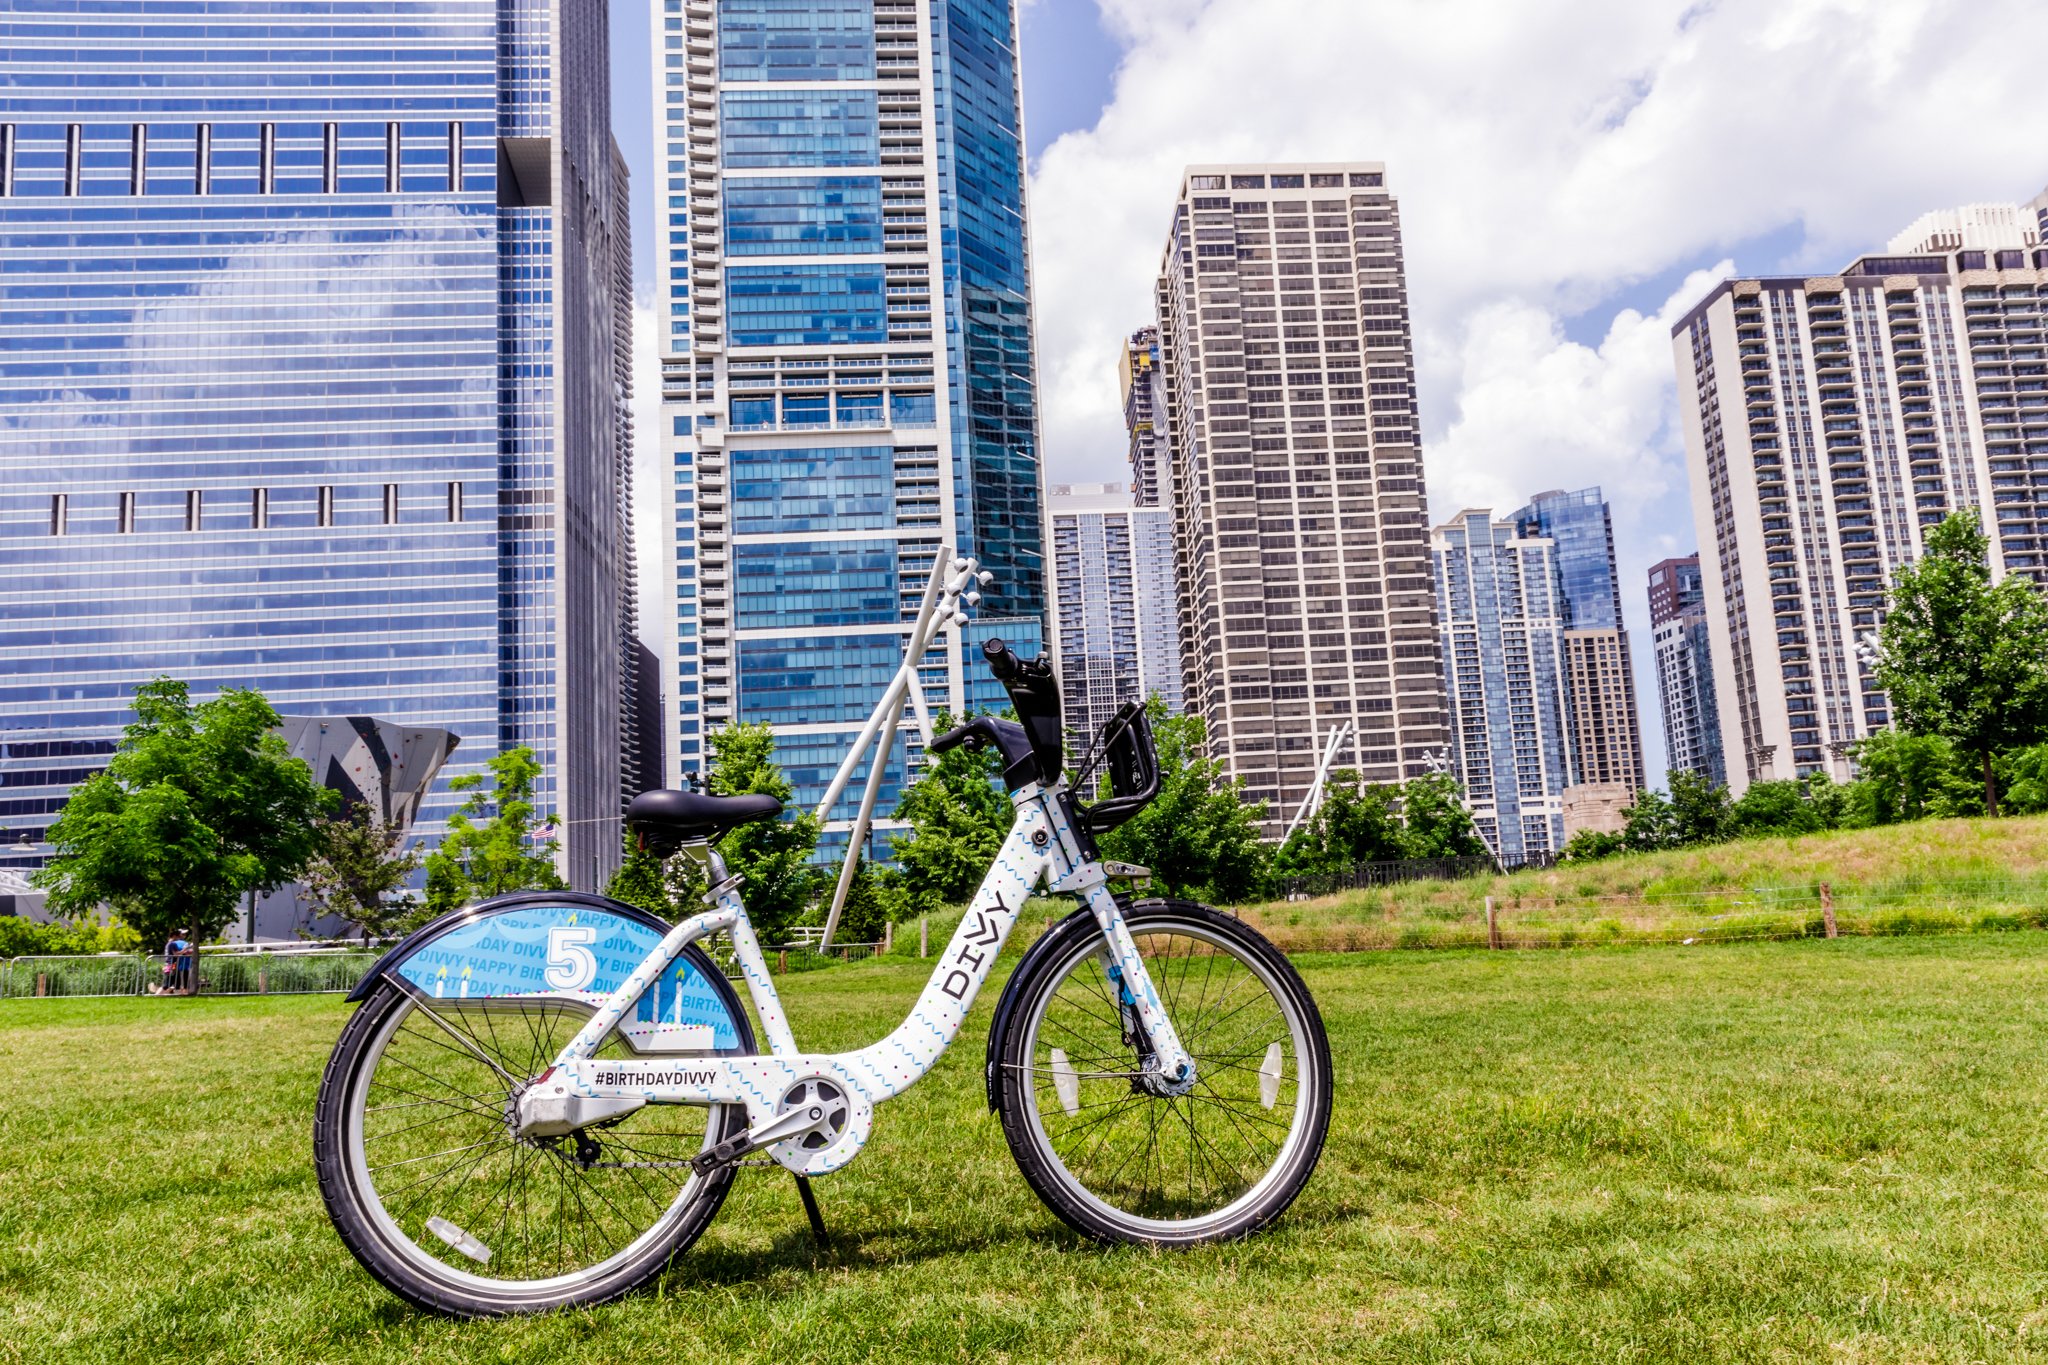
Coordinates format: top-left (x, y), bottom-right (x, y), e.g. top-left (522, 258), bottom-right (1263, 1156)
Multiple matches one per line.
top-left (678, 840), bottom-right (729, 889)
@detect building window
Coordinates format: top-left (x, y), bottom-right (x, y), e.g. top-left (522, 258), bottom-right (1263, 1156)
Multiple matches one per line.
top-left (252, 487), bottom-right (269, 528)
top-left (49, 494), bottom-right (67, 536)
top-left (117, 491), bottom-right (135, 534)
top-left (382, 483), bottom-right (399, 524)
top-left (446, 481), bottom-right (463, 521)
top-left (185, 490), bottom-right (202, 531)
top-left (317, 486), bottom-right (334, 527)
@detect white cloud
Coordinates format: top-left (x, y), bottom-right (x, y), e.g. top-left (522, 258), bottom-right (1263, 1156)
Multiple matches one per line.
top-left (1027, 0), bottom-right (2046, 781)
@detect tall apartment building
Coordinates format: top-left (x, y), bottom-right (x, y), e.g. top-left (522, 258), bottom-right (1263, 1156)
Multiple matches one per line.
top-left (1049, 483), bottom-right (1182, 743)
top-left (1152, 163), bottom-right (1448, 830)
top-left (1513, 488), bottom-right (1645, 798)
top-left (1432, 511), bottom-right (1573, 861)
top-left (654, 0), bottom-right (1043, 827)
top-left (1673, 186), bottom-right (2048, 788)
top-left (1121, 326), bottom-right (1169, 507)
top-left (1648, 554), bottom-right (1727, 787)
top-left (0, 0), bottom-right (637, 890)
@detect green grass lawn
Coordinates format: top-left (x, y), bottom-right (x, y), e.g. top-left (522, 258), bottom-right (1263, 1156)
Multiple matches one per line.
top-left (9, 936), bottom-right (2048, 1362)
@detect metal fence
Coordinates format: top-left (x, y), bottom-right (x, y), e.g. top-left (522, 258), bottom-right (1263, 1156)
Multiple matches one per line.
top-left (1272, 852), bottom-right (1574, 901)
top-left (1, 944), bottom-right (382, 999)
top-left (1275, 855), bottom-right (1494, 901)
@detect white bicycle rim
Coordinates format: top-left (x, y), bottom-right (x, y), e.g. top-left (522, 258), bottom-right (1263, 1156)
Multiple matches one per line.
top-left (341, 993), bottom-right (731, 1303)
top-left (1016, 916), bottom-right (1319, 1238)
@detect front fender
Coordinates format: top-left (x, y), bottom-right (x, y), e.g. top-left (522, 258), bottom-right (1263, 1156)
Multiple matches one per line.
top-left (346, 891), bottom-right (750, 1055)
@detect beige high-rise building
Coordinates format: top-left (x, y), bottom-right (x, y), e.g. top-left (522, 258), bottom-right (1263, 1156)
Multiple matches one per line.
top-left (1673, 186), bottom-right (2048, 791)
top-left (1152, 162), bottom-right (1449, 829)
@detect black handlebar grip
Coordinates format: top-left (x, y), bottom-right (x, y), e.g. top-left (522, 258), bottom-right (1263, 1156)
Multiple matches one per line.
top-left (982, 636), bottom-right (1020, 680)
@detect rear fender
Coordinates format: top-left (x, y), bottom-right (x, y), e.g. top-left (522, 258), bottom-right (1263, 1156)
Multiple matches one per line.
top-left (346, 891), bottom-right (749, 1056)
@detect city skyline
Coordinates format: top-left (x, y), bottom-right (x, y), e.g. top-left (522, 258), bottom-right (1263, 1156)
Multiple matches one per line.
top-left (605, 0), bottom-right (2045, 793)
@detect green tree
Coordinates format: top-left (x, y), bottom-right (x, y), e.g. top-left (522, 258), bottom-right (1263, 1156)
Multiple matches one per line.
top-left (421, 746), bottom-right (565, 916)
top-left (1729, 779), bottom-right (1826, 838)
top-left (1398, 771), bottom-right (1491, 859)
top-left (1873, 510), bottom-right (2048, 816)
top-left (832, 857), bottom-right (892, 944)
top-left (1621, 787), bottom-right (1679, 851)
top-left (604, 828), bottom-right (692, 918)
top-left (1270, 771), bottom-right (1404, 880)
top-left (1668, 769), bottom-right (1735, 845)
top-left (703, 720), bottom-right (820, 942)
top-left (2000, 744), bottom-right (2048, 817)
top-left (1845, 728), bottom-right (1982, 825)
top-left (33, 677), bottom-right (335, 947)
top-left (301, 806), bottom-right (423, 941)
top-left (1561, 829), bottom-right (1625, 862)
top-left (888, 711), bottom-right (1011, 912)
top-left (1098, 705), bottom-right (1270, 904)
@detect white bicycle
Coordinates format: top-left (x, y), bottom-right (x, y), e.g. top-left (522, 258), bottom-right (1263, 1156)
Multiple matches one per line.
top-left (313, 578), bottom-right (1331, 1317)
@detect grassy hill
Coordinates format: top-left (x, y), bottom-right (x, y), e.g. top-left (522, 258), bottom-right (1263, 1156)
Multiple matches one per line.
top-left (1231, 813), bottom-right (2048, 952)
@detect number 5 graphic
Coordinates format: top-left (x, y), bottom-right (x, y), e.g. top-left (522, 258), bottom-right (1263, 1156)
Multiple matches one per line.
top-left (545, 925), bottom-right (599, 991)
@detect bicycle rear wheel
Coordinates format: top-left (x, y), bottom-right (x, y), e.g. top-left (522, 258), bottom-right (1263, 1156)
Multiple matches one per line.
top-left (312, 955), bottom-right (752, 1317)
top-left (993, 899), bottom-right (1331, 1245)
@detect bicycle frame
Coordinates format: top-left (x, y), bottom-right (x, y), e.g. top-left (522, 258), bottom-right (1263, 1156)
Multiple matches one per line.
top-left (529, 779), bottom-right (1194, 1175)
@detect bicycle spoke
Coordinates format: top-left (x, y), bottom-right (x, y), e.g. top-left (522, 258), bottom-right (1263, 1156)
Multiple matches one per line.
top-left (1020, 914), bottom-right (1322, 1229)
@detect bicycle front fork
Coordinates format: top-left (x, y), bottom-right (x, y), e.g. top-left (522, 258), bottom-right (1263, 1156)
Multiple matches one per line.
top-left (1078, 880), bottom-right (1198, 1095)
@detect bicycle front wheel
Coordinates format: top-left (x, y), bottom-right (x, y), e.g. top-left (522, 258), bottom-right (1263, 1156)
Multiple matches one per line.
top-left (312, 958), bottom-right (752, 1317)
top-left (994, 898), bottom-right (1331, 1245)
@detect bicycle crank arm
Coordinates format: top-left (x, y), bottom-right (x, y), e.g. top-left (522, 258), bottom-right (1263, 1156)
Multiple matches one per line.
top-left (688, 1100), bottom-right (829, 1176)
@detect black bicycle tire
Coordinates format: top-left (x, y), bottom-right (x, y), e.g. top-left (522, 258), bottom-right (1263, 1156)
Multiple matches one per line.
top-left (312, 947), bottom-right (754, 1317)
top-left (993, 897), bottom-right (1332, 1246)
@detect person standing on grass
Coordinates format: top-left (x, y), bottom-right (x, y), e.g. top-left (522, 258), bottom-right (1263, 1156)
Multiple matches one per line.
top-left (170, 932), bottom-right (196, 995)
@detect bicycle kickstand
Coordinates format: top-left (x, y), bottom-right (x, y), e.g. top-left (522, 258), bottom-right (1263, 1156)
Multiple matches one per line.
top-left (793, 1174), bottom-right (829, 1250)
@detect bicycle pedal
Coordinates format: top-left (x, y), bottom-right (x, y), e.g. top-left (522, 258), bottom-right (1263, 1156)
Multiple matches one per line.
top-left (689, 1130), bottom-right (755, 1177)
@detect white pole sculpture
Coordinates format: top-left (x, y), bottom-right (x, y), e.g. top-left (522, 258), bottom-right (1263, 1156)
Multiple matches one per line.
top-left (1283, 719), bottom-right (1356, 841)
top-left (817, 548), bottom-right (987, 950)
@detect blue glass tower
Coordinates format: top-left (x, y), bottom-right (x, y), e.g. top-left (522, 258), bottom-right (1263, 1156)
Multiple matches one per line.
top-left (654, 0), bottom-right (1044, 833)
top-left (1512, 487), bottom-right (1646, 795)
top-left (0, 1), bottom-right (637, 891)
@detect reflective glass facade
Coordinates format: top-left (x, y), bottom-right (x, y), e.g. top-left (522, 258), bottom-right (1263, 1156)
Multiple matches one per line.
top-left (0, 1), bottom-right (635, 890)
top-left (1512, 488), bottom-right (1646, 794)
top-left (656, 0), bottom-right (1042, 835)
top-left (1432, 511), bottom-right (1572, 863)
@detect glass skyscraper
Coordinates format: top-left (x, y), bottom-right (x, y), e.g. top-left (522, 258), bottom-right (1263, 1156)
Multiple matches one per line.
top-left (653, 0), bottom-right (1043, 831)
top-left (0, 1), bottom-right (637, 891)
top-left (1431, 509), bottom-right (1573, 863)
top-left (1512, 487), bottom-right (1646, 797)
